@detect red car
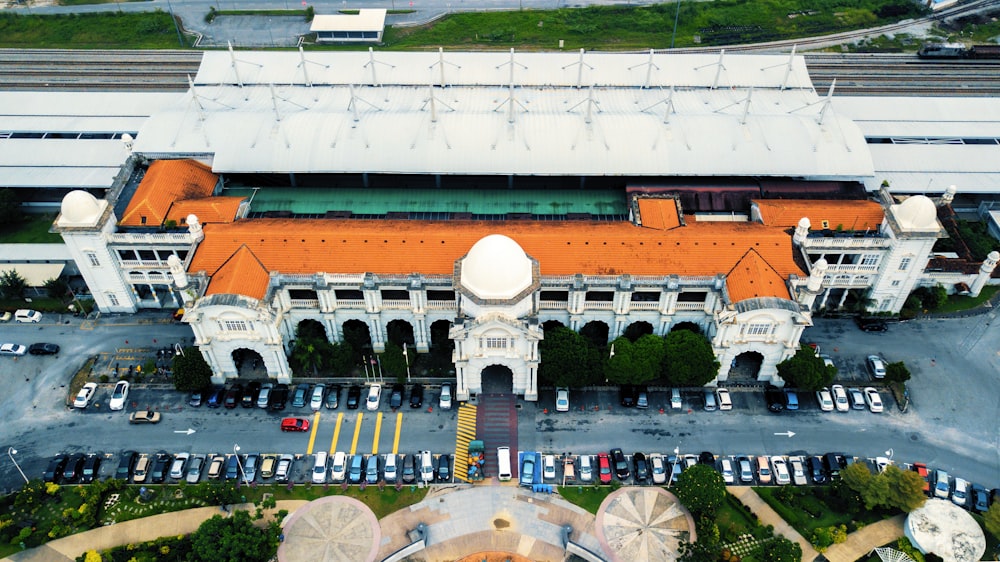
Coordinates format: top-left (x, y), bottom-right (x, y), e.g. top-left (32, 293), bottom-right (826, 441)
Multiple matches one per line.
top-left (280, 417), bottom-right (310, 432)
top-left (911, 462), bottom-right (930, 493)
top-left (598, 452), bottom-right (613, 484)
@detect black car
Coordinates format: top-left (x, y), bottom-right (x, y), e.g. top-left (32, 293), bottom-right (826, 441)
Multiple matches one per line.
top-left (389, 384), bottom-right (404, 409)
top-left (346, 385), bottom-right (362, 409)
top-left (401, 453), bottom-right (416, 483)
top-left (241, 381), bottom-right (262, 408)
top-left (823, 453), bottom-right (846, 479)
top-left (188, 390), bottom-right (203, 407)
top-left (809, 456), bottom-right (827, 484)
top-left (633, 452), bottom-right (649, 482)
top-left (81, 454), bottom-right (102, 483)
top-left (619, 385), bottom-right (636, 408)
top-left (62, 453), bottom-right (85, 483)
top-left (151, 452), bottom-right (172, 483)
top-left (855, 317), bottom-right (888, 332)
top-left (225, 455), bottom-right (240, 480)
top-left (610, 448), bottom-right (630, 480)
top-left (765, 385), bottom-right (784, 413)
top-left (28, 343), bottom-right (60, 355)
top-left (224, 384), bottom-right (244, 409)
top-left (437, 453), bottom-right (451, 482)
top-left (325, 384), bottom-right (341, 409)
top-left (206, 386), bottom-right (225, 408)
top-left (269, 384), bottom-right (289, 411)
top-left (43, 454), bottom-right (68, 483)
top-left (116, 451), bottom-right (137, 480)
top-left (409, 384), bottom-right (424, 408)
top-left (698, 451), bottom-right (716, 465)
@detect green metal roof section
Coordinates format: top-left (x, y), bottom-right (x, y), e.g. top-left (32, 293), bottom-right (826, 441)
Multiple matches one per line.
top-left (223, 187), bottom-right (626, 216)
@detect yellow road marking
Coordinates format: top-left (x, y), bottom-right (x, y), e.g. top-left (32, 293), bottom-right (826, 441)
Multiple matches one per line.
top-left (330, 413), bottom-right (344, 454)
top-left (372, 412), bottom-right (383, 454)
top-left (306, 411), bottom-right (321, 455)
top-left (349, 412), bottom-right (363, 456)
top-left (392, 412), bottom-right (403, 455)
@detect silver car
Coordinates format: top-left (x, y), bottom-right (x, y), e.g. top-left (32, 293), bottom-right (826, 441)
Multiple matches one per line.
top-left (310, 384), bottom-right (326, 411)
top-left (186, 456), bottom-right (204, 483)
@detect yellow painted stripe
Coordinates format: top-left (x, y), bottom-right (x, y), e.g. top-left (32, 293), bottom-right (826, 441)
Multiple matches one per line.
top-left (305, 411), bottom-right (321, 455)
top-left (349, 412), bottom-right (363, 456)
top-left (372, 412), bottom-right (383, 455)
top-left (392, 412), bottom-right (403, 455)
top-left (330, 412), bottom-right (344, 454)
top-left (454, 404), bottom-right (478, 483)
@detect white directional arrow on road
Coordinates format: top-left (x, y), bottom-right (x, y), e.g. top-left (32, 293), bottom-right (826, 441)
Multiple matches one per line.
top-left (773, 431), bottom-right (796, 438)
top-left (174, 428), bottom-right (196, 435)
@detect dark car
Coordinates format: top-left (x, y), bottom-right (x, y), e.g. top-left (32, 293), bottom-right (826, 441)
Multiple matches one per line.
top-left (291, 384), bottom-right (309, 408)
top-left (325, 384), bottom-right (341, 409)
top-left (401, 453), bottom-right (416, 483)
top-left (28, 343), bottom-right (60, 355)
top-left (63, 453), bottom-right (86, 483)
top-left (225, 455), bottom-right (240, 480)
top-left (437, 453), bottom-right (451, 482)
top-left (633, 452), bottom-right (649, 482)
top-left (635, 386), bottom-right (649, 409)
top-left (241, 381), bottom-right (262, 408)
top-left (188, 390), bottom-right (204, 407)
top-left (823, 453), bottom-right (846, 479)
top-left (972, 484), bottom-right (990, 513)
top-left (81, 454), bottom-right (102, 483)
top-left (409, 384), bottom-right (424, 408)
top-left (206, 386), bottom-right (225, 408)
top-left (610, 448), bottom-right (630, 480)
top-left (809, 456), bottom-right (827, 484)
top-left (346, 385), bottom-right (362, 409)
top-left (223, 384), bottom-right (244, 409)
top-left (389, 384), bottom-right (404, 409)
top-left (269, 384), bottom-right (289, 411)
top-left (619, 385), bottom-right (636, 408)
top-left (151, 452), bottom-right (171, 483)
top-left (116, 451), bottom-right (137, 480)
top-left (43, 454), bottom-right (68, 483)
top-left (765, 385), bottom-right (784, 413)
top-left (698, 451), bottom-right (716, 465)
top-left (855, 316), bottom-right (888, 332)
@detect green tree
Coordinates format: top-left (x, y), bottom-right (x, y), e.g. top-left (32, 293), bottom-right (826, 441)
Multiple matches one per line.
top-left (674, 464), bottom-right (726, 518)
top-left (325, 341), bottom-right (355, 375)
top-left (290, 339), bottom-right (324, 376)
top-left (379, 342), bottom-right (408, 381)
top-left (44, 277), bottom-right (70, 300)
top-left (661, 329), bottom-right (719, 386)
top-left (764, 536), bottom-right (802, 562)
top-left (883, 465), bottom-right (927, 512)
top-left (538, 326), bottom-right (601, 387)
top-left (604, 336), bottom-right (661, 385)
top-left (985, 501), bottom-right (1000, 540)
top-left (189, 509), bottom-right (279, 562)
top-left (0, 188), bottom-right (20, 227)
top-left (172, 347), bottom-right (213, 391)
top-left (0, 269), bottom-right (27, 299)
top-left (776, 346), bottom-right (834, 391)
top-left (840, 461), bottom-right (873, 492)
top-left (861, 471), bottom-right (891, 510)
top-left (885, 361), bottom-right (911, 383)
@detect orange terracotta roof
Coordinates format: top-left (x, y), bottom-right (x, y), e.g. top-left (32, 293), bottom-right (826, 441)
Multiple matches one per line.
top-left (725, 249), bottom-right (790, 301)
top-left (120, 159), bottom-right (219, 227)
top-left (168, 197), bottom-right (244, 225)
top-left (190, 219), bottom-right (805, 300)
top-left (205, 245), bottom-right (270, 300)
top-left (753, 199), bottom-right (884, 231)
top-left (637, 198), bottom-right (681, 231)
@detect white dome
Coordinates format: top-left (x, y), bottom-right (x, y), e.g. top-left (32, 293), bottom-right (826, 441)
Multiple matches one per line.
top-left (58, 190), bottom-right (105, 227)
top-left (894, 195), bottom-right (938, 231)
top-left (905, 499), bottom-right (985, 562)
top-left (460, 234), bottom-right (533, 300)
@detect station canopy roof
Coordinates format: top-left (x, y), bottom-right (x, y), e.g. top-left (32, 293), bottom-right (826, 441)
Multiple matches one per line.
top-left (132, 50), bottom-right (874, 179)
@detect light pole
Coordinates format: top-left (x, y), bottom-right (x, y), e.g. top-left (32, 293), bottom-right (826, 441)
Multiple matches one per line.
top-left (233, 444), bottom-right (250, 488)
top-left (670, 0), bottom-right (682, 49)
top-left (667, 446), bottom-right (680, 488)
top-left (7, 448), bottom-right (28, 485)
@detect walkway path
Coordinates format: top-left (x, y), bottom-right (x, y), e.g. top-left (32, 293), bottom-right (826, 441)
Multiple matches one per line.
top-left (728, 487), bottom-right (820, 561)
top-left (820, 514), bottom-right (906, 562)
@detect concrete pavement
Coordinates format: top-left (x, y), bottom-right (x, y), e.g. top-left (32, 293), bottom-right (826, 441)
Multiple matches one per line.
top-left (821, 514), bottom-right (905, 562)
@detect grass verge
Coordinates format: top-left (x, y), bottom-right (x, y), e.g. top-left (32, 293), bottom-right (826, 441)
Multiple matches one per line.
top-left (0, 214), bottom-right (60, 244)
top-left (935, 285), bottom-right (1000, 314)
top-left (556, 485), bottom-right (613, 513)
top-left (0, 12), bottom-right (192, 49)
top-left (754, 485), bottom-right (889, 542)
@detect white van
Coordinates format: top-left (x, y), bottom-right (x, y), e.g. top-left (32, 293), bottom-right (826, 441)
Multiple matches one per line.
top-left (14, 309), bottom-right (41, 323)
top-left (578, 455), bottom-right (593, 482)
top-left (497, 447), bottom-right (512, 481)
top-left (330, 451), bottom-right (347, 482)
top-left (312, 452), bottom-right (328, 484)
top-left (419, 450), bottom-right (434, 483)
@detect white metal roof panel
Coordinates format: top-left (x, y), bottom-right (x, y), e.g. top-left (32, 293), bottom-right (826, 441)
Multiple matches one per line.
top-left (0, 91), bottom-right (184, 117)
top-left (832, 96), bottom-right (1000, 124)
top-left (864, 172), bottom-right (1000, 194)
top-left (310, 9), bottom-right (386, 32)
top-left (0, 166), bottom-right (121, 189)
top-left (0, 139), bottom-right (128, 166)
top-left (866, 145), bottom-right (1000, 174)
top-left (0, 115), bottom-right (148, 133)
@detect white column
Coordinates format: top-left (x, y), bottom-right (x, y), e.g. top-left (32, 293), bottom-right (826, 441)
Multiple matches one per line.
top-left (971, 251), bottom-right (999, 297)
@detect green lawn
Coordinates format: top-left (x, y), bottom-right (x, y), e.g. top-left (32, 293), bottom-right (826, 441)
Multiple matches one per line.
top-left (58, 0), bottom-right (149, 5)
top-left (0, 214), bottom-right (60, 244)
top-left (0, 12), bottom-right (192, 49)
top-left (935, 285), bottom-right (1000, 314)
top-left (754, 485), bottom-right (890, 541)
top-left (557, 485), bottom-right (613, 514)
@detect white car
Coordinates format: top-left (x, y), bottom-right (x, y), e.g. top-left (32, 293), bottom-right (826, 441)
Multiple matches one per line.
top-left (383, 454), bottom-right (398, 483)
top-left (848, 387), bottom-right (865, 410)
top-left (818, 354), bottom-right (835, 369)
top-left (952, 477), bottom-right (969, 507)
top-left (14, 309), bottom-right (42, 323)
top-left (366, 384), bottom-right (382, 411)
top-left (73, 382), bottom-right (98, 409)
top-left (543, 454), bottom-right (556, 480)
top-left (720, 458), bottom-right (735, 484)
top-left (815, 388), bottom-right (834, 411)
top-left (716, 388), bottom-right (733, 411)
top-left (555, 387), bottom-right (569, 412)
top-left (772, 457), bottom-right (790, 485)
top-left (330, 451), bottom-right (347, 482)
top-left (831, 384), bottom-right (850, 412)
top-left (875, 456), bottom-right (891, 473)
top-left (789, 456), bottom-right (807, 485)
top-left (169, 453), bottom-right (190, 479)
top-left (109, 380), bottom-right (130, 411)
top-left (670, 388), bottom-right (682, 409)
top-left (650, 454), bottom-right (667, 485)
top-left (310, 384), bottom-right (326, 411)
top-left (0, 343), bottom-right (27, 356)
top-left (439, 383), bottom-right (452, 410)
top-left (863, 387), bottom-right (884, 412)
top-left (867, 355), bottom-right (887, 379)
top-left (257, 383), bottom-right (273, 409)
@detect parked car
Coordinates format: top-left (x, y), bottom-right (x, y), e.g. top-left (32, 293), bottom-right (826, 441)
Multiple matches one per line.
top-left (309, 384), bottom-right (326, 411)
top-left (116, 451), bottom-right (137, 480)
top-left (848, 387), bottom-right (865, 410)
top-left (325, 384), bottom-right (341, 409)
top-left (409, 384), bottom-right (424, 408)
top-left (875, 457), bottom-right (891, 473)
top-left (636, 387), bottom-right (649, 409)
top-left (269, 384), bottom-right (289, 411)
top-left (207, 455), bottom-right (225, 480)
top-left (224, 384), bottom-right (243, 409)
top-left (934, 470), bottom-right (950, 499)
top-left (243, 454), bottom-right (259, 481)
top-left (188, 390), bottom-right (204, 408)
top-left (129, 410), bottom-right (161, 424)
top-left (401, 453), bottom-right (416, 484)
top-left (109, 380), bottom-right (130, 411)
top-left (864, 387), bottom-right (884, 412)
top-left (619, 385), bottom-right (636, 407)
top-left (521, 453), bottom-right (536, 487)
top-left (365, 454), bottom-right (380, 484)
top-left (331, 452), bottom-right (347, 482)
top-left (14, 309), bottom-right (42, 323)
top-left (28, 343), bottom-right (60, 355)
top-left (312, 452), bottom-right (328, 484)
top-left (633, 452), bottom-right (649, 482)
top-left (716, 388), bottom-right (732, 411)
top-left (856, 316), bottom-right (888, 332)
top-left (74, 383), bottom-right (98, 409)
top-left (764, 385), bottom-right (784, 413)
top-left (867, 355), bottom-right (887, 379)
top-left (783, 388), bottom-right (799, 410)
top-left (555, 387), bottom-right (569, 412)
top-left (610, 448), bottom-right (630, 480)
top-left (384, 454), bottom-right (398, 483)
top-left (207, 386), bottom-right (225, 408)
top-left (737, 456), bottom-right (754, 483)
top-left (419, 451), bottom-right (435, 484)
top-left (972, 484), bottom-right (990, 513)
top-left (257, 383), bottom-right (273, 408)
top-left (186, 456), bottom-right (205, 483)
top-left (169, 453), bottom-right (190, 479)
top-left (0, 343), bottom-right (26, 357)
top-left (151, 452), bottom-right (171, 483)
top-left (133, 454), bottom-right (151, 483)
top-left (825, 453), bottom-right (847, 478)
top-left (815, 387), bottom-right (834, 412)
top-left (670, 388), bottom-right (682, 409)
top-left (280, 417), bottom-right (310, 432)
top-left (437, 453), bottom-right (451, 482)
top-left (543, 454), bottom-right (556, 480)
top-left (439, 383), bottom-right (453, 410)
top-left (578, 455), bottom-right (593, 483)
top-left (366, 384), bottom-right (382, 411)
top-left (348, 455), bottom-right (363, 484)
top-left (831, 385), bottom-right (850, 412)
top-left (650, 454), bottom-right (667, 485)
top-left (241, 381), bottom-right (261, 408)
top-left (346, 385), bottom-right (362, 409)
top-left (789, 457), bottom-right (807, 486)
top-left (290, 384), bottom-right (309, 408)
top-left (275, 454), bottom-right (294, 482)
top-left (389, 384), bottom-right (404, 409)
top-left (809, 456), bottom-right (827, 484)
top-left (952, 477), bottom-right (969, 507)
top-left (260, 455), bottom-right (277, 479)
top-left (225, 454), bottom-right (240, 481)
top-left (720, 458), bottom-right (735, 484)
top-left (911, 462), bottom-right (930, 494)
top-left (772, 457), bottom-right (790, 485)
top-left (61, 453), bottom-right (85, 483)
top-left (755, 456), bottom-right (771, 484)
top-left (703, 388), bottom-right (717, 411)
top-left (597, 452), bottom-right (612, 484)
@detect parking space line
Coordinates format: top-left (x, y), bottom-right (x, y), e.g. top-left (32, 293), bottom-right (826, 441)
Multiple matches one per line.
top-left (330, 412), bottom-right (344, 454)
top-left (306, 411), bottom-right (321, 455)
top-left (349, 412), bottom-right (363, 456)
top-left (392, 412), bottom-right (402, 455)
top-left (372, 412), bottom-right (383, 454)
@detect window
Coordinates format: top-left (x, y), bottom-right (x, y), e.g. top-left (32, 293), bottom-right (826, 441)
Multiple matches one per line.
top-left (899, 257), bottom-right (911, 271)
top-left (106, 292), bottom-right (119, 306)
top-left (221, 320), bottom-right (249, 332)
top-left (891, 280), bottom-right (901, 287)
top-left (481, 337), bottom-right (508, 350)
top-left (85, 252), bottom-right (100, 267)
top-left (746, 323), bottom-right (771, 336)
top-left (861, 255), bottom-right (879, 266)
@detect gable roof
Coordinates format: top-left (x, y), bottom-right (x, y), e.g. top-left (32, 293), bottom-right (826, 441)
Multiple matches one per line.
top-left (637, 198), bottom-right (682, 231)
top-left (205, 245), bottom-right (270, 300)
top-left (753, 199), bottom-right (884, 231)
top-left (119, 159), bottom-right (220, 227)
top-left (168, 197), bottom-right (244, 225)
top-left (725, 248), bottom-right (791, 301)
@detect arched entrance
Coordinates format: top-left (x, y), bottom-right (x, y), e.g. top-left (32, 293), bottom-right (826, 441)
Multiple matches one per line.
top-left (428, 320), bottom-right (455, 376)
top-left (481, 364), bottom-right (514, 395)
top-left (232, 348), bottom-right (266, 378)
top-left (296, 319), bottom-right (327, 341)
top-left (730, 351), bottom-right (764, 381)
top-left (342, 319), bottom-right (372, 361)
top-left (542, 320), bottom-right (565, 332)
top-left (670, 321), bottom-right (702, 335)
top-left (386, 319), bottom-right (415, 347)
top-left (580, 321), bottom-right (610, 348)
top-left (623, 321), bottom-right (653, 342)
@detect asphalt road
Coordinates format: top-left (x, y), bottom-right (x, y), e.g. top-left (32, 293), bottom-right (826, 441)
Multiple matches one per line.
top-left (1, 311), bottom-right (998, 493)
